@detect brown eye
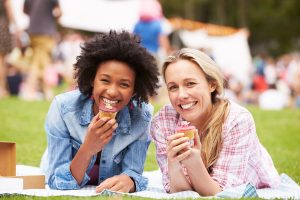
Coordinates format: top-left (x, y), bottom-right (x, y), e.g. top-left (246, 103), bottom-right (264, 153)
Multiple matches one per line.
top-left (120, 83), bottom-right (130, 88)
top-left (100, 79), bottom-right (109, 84)
top-left (168, 85), bottom-right (178, 92)
top-left (186, 82), bottom-right (196, 87)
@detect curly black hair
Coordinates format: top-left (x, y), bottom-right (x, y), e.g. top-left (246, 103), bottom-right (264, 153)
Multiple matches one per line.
top-left (74, 30), bottom-right (160, 104)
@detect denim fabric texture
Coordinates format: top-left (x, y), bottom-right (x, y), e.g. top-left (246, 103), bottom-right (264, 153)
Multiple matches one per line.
top-left (40, 89), bottom-right (152, 191)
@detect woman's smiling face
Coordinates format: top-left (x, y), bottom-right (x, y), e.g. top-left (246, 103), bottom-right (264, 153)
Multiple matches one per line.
top-left (164, 59), bottom-right (215, 124)
top-left (92, 60), bottom-right (135, 113)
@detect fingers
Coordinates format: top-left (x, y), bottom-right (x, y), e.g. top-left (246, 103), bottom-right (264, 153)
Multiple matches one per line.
top-left (95, 175), bottom-right (133, 193)
top-left (92, 117), bottom-right (118, 137)
top-left (167, 133), bottom-right (192, 162)
top-left (172, 148), bottom-right (191, 162)
top-left (96, 178), bottom-right (116, 193)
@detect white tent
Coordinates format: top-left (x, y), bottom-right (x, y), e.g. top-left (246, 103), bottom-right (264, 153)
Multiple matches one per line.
top-left (12, 0), bottom-right (141, 32)
top-left (178, 28), bottom-right (252, 87)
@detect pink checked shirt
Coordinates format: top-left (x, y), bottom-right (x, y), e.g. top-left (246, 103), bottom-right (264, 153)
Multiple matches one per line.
top-left (150, 101), bottom-right (280, 192)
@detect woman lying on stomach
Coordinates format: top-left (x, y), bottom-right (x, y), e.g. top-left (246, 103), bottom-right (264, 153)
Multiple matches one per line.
top-left (150, 48), bottom-right (279, 196)
top-left (40, 30), bottom-right (160, 192)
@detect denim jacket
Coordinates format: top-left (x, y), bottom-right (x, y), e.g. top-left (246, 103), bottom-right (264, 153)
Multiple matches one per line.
top-left (40, 89), bottom-right (152, 191)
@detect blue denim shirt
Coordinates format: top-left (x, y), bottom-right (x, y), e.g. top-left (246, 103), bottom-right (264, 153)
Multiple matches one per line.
top-left (40, 89), bottom-right (152, 191)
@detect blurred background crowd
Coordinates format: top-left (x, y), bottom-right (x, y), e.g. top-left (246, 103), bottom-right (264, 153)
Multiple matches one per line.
top-left (0, 0), bottom-right (300, 110)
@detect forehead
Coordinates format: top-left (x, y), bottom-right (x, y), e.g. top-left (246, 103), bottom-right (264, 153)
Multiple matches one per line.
top-left (165, 59), bottom-right (206, 82)
top-left (97, 61), bottom-right (135, 79)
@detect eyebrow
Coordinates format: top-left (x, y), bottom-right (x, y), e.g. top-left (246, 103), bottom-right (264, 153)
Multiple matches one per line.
top-left (99, 74), bottom-right (133, 84)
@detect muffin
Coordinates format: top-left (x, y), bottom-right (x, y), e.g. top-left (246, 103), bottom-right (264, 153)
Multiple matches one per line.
top-left (176, 121), bottom-right (197, 146)
top-left (99, 103), bottom-right (117, 119)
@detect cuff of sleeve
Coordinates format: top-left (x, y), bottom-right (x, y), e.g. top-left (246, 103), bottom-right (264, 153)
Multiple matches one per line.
top-left (122, 170), bottom-right (148, 192)
top-left (49, 162), bottom-right (90, 189)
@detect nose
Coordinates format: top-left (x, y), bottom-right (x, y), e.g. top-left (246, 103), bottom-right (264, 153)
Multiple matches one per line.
top-left (178, 87), bottom-right (188, 99)
top-left (106, 84), bottom-right (118, 97)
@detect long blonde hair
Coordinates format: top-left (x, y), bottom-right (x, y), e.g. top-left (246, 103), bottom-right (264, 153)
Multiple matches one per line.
top-left (162, 48), bottom-right (230, 170)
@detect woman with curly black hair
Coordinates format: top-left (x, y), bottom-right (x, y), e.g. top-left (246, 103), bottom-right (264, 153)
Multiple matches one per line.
top-left (40, 30), bottom-right (160, 192)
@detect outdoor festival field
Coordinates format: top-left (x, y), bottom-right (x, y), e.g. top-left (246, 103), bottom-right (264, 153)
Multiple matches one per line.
top-left (0, 97), bottom-right (299, 200)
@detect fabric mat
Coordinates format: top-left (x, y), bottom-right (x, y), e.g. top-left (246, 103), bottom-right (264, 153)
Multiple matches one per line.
top-left (0, 165), bottom-right (299, 199)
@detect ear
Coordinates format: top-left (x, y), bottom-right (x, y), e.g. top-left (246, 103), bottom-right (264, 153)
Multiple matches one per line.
top-left (209, 82), bottom-right (217, 93)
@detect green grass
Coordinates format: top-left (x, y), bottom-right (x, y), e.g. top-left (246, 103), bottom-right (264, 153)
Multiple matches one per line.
top-left (0, 97), bottom-right (300, 199)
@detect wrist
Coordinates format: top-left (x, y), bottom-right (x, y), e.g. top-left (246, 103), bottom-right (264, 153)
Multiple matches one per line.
top-left (168, 160), bottom-right (182, 173)
top-left (129, 176), bottom-right (136, 192)
top-left (79, 143), bottom-right (94, 159)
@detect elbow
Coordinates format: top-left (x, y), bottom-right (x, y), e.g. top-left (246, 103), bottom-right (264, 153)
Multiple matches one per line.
top-left (195, 185), bottom-right (222, 197)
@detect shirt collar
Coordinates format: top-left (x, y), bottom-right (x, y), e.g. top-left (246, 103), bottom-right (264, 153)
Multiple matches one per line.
top-left (79, 98), bottom-right (94, 125)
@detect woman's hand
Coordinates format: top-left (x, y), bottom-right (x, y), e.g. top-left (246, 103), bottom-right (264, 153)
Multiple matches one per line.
top-left (181, 129), bottom-right (202, 166)
top-left (82, 114), bottom-right (118, 157)
top-left (167, 132), bottom-right (192, 163)
top-left (167, 132), bottom-right (194, 192)
top-left (95, 174), bottom-right (135, 193)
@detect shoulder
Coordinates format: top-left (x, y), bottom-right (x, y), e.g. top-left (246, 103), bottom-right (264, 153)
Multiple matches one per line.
top-left (51, 89), bottom-right (88, 114)
top-left (130, 101), bottom-right (154, 122)
top-left (151, 104), bottom-right (178, 128)
top-left (223, 101), bottom-right (256, 136)
top-left (227, 100), bottom-right (253, 122)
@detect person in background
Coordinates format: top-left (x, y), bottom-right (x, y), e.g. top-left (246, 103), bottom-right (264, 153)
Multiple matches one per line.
top-left (21, 0), bottom-right (61, 100)
top-left (151, 48), bottom-right (279, 196)
top-left (40, 30), bottom-right (160, 192)
top-left (133, 0), bottom-right (170, 62)
top-left (0, 0), bottom-right (19, 98)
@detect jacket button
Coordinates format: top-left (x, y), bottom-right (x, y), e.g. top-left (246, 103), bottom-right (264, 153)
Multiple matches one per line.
top-left (101, 160), bottom-right (106, 164)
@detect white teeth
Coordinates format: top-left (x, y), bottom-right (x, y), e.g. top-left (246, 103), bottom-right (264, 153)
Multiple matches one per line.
top-left (181, 102), bottom-right (194, 109)
top-left (103, 98), bottom-right (118, 105)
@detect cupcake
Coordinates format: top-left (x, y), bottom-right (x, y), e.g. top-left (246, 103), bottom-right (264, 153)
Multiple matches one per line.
top-left (99, 103), bottom-right (117, 119)
top-left (176, 121), bottom-right (197, 146)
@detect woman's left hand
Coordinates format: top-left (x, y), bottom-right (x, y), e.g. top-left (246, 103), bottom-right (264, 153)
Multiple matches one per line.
top-left (95, 174), bottom-right (135, 193)
top-left (181, 129), bottom-right (202, 165)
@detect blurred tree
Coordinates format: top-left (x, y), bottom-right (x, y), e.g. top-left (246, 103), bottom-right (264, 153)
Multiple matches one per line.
top-left (159, 0), bottom-right (300, 57)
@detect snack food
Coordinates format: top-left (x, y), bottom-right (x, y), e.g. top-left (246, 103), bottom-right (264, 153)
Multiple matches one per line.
top-left (98, 103), bottom-right (117, 119)
top-left (176, 121), bottom-right (197, 146)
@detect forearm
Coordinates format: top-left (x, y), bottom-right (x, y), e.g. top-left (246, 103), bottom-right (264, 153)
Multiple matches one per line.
top-left (186, 159), bottom-right (221, 196)
top-left (70, 145), bottom-right (93, 185)
top-left (168, 162), bottom-right (192, 193)
top-left (5, 0), bottom-right (17, 27)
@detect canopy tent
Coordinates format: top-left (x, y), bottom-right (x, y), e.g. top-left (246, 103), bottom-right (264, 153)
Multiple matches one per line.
top-left (168, 18), bottom-right (253, 87)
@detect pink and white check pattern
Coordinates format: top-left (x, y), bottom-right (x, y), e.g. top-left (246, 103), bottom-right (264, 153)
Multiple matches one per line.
top-left (150, 101), bottom-right (280, 193)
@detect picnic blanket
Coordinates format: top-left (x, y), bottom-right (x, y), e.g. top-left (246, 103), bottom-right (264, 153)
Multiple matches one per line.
top-left (0, 165), bottom-right (299, 199)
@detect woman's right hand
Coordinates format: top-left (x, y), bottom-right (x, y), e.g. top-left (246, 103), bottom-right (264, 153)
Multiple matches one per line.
top-left (82, 114), bottom-right (118, 157)
top-left (167, 133), bottom-right (191, 164)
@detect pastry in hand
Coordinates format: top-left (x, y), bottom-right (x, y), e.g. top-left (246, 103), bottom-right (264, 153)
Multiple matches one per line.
top-left (99, 103), bottom-right (117, 119)
top-left (176, 121), bottom-right (197, 146)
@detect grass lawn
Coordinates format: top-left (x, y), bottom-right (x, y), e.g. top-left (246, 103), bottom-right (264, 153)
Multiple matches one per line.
top-left (0, 96), bottom-right (299, 199)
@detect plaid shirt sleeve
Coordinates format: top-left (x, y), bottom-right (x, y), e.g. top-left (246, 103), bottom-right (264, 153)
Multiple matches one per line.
top-left (210, 102), bottom-right (279, 189)
top-left (210, 109), bottom-right (255, 189)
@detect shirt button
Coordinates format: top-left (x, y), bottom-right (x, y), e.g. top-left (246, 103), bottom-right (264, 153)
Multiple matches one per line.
top-left (101, 160), bottom-right (106, 164)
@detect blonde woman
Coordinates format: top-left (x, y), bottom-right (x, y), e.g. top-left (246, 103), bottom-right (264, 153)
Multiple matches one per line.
top-left (150, 48), bottom-right (279, 196)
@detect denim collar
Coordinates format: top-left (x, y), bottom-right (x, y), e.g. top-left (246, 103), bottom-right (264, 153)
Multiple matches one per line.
top-left (79, 99), bottom-right (131, 135)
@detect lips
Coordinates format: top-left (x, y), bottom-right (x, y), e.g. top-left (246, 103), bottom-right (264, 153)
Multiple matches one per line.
top-left (103, 97), bottom-right (119, 105)
top-left (99, 97), bottom-right (119, 112)
top-left (179, 101), bottom-right (197, 110)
